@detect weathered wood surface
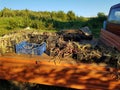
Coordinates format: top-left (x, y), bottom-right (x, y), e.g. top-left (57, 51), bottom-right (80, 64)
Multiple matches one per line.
top-left (0, 54), bottom-right (120, 89)
top-left (100, 29), bottom-right (120, 51)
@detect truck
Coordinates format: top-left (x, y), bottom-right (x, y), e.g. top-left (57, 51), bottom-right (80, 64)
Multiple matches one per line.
top-left (100, 3), bottom-right (120, 67)
top-left (100, 3), bottom-right (120, 51)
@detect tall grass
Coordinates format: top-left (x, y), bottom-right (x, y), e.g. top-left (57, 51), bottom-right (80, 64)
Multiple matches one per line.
top-left (91, 28), bottom-right (101, 38)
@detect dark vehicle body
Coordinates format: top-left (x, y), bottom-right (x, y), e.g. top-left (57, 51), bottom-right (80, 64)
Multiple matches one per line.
top-left (100, 3), bottom-right (120, 51)
top-left (106, 3), bottom-right (120, 36)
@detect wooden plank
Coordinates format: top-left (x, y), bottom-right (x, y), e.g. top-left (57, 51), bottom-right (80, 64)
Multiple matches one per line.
top-left (100, 29), bottom-right (120, 51)
top-left (101, 30), bottom-right (120, 44)
top-left (101, 32), bottom-right (120, 48)
top-left (100, 36), bottom-right (115, 47)
top-left (0, 54), bottom-right (120, 89)
top-left (101, 29), bottom-right (120, 39)
top-left (101, 30), bottom-right (120, 45)
top-left (101, 29), bottom-right (120, 44)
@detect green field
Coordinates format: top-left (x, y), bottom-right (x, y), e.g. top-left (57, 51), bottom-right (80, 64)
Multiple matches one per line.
top-left (0, 8), bottom-right (106, 37)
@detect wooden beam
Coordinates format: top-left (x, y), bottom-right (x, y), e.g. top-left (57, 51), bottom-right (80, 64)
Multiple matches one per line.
top-left (0, 54), bottom-right (120, 89)
top-left (100, 29), bottom-right (120, 51)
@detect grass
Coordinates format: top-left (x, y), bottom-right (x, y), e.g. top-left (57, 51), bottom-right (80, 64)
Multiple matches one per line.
top-left (0, 17), bottom-right (101, 38)
top-left (91, 28), bottom-right (101, 38)
top-left (0, 28), bottom-right (21, 36)
top-left (0, 29), bottom-right (13, 36)
top-left (0, 28), bottom-right (101, 38)
top-left (0, 28), bottom-right (58, 37)
top-left (37, 29), bottom-right (58, 32)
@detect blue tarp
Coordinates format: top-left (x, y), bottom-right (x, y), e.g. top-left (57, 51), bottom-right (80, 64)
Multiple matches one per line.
top-left (15, 41), bottom-right (46, 55)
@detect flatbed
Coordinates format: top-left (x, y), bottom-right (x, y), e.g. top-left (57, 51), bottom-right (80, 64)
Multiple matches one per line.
top-left (0, 53), bottom-right (120, 89)
top-left (100, 29), bottom-right (120, 51)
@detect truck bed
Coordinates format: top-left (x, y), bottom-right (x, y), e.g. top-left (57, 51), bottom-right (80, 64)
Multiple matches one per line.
top-left (0, 53), bottom-right (120, 89)
top-left (100, 29), bottom-right (120, 51)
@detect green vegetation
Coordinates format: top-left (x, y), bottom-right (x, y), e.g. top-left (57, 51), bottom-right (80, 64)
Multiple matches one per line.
top-left (0, 8), bottom-right (107, 37)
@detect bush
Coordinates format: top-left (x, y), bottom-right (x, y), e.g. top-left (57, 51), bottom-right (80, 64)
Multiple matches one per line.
top-left (31, 20), bottom-right (45, 29)
top-left (8, 19), bottom-right (19, 29)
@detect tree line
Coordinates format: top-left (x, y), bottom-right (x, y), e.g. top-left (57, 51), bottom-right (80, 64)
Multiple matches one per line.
top-left (0, 7), bottom-right (107, 30)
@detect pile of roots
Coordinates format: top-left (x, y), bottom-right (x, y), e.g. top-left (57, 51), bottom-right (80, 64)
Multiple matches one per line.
top-left (0, 31), bottom-right (30, 54)
top-left (0, 29), bottom-right (120, 67)
top-left (27, 29), bottom-right (101, 63)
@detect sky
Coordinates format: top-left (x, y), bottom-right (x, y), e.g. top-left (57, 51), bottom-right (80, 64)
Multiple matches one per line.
top-left (0, 0), bottom-right (120, 17)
